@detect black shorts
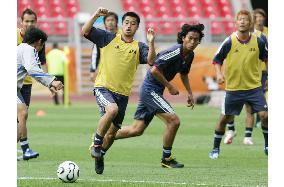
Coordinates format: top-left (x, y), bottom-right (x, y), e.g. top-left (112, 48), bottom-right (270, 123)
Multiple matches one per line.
top-left (20, 84), bottom-right (32, 106)
top-left (94, 87), bottom-right (129, 128)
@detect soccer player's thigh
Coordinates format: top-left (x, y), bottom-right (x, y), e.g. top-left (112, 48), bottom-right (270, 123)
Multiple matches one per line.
top-left (143, 90), bottom-right (176, 123)
top-left (246, 88), bottom-right (268, 115)
top-left (17, 91), bottom-right (28, 119)
top-left (224, 91), bottom-right (245, 116)
top-left (134, 101), bottom-right (155, 127)
top-left (94, 88), bottom-right (117, 117)
top-left (20, 84), bottom-right (32, 107)
top-left (112, 94), bottom-right (129, 129)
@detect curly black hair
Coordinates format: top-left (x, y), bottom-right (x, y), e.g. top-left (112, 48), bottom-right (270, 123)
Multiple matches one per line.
top-left (23, 27), bottom-right (47, 45)
top-left (177, 23), bottom-right (205, 44)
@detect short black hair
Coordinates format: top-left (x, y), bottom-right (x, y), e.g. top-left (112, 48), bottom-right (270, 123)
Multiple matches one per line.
top-left (177, 23), bottom-right (205, 44)
top-left (23, 27), bottom-right (47, 45)
top-left (122, 12), bottom-right (140, 25)
top-left (21, 8), bottom-right (37, 21)
top-left (103, 12), bottom-right (118, 25)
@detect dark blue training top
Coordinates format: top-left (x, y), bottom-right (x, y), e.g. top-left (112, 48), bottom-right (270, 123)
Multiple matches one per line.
top-left (141, 44), bottom-right (194, 93)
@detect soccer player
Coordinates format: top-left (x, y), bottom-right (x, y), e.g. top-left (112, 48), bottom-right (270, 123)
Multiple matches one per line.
top-left (102, 23), bottom-right (204, 168)
top-left (253, 8), bottom-right (268, 127)
top-left (17, 8), bottom-right (47, 160)
top-left (223, 10), bottom-right (268, 145)
top-left (82, 7), bottom-right (156, 174)
top-left (17, 27), bottom-right (63, 160)
top-left (90, 11), bottom-right (120, 82)
top-left (209, 10), bottom-right (268, 159)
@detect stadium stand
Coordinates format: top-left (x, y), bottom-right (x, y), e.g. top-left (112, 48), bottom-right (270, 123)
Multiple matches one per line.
top-left (17, 0), bottom-right (80, 35)
top-left (121, 0), bottom-right (235, 36)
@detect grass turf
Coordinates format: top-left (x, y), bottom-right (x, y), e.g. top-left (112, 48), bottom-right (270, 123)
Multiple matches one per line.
top-left (17, 103), bottom-right (267, 187)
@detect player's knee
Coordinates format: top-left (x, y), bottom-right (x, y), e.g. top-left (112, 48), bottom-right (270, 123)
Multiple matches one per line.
top-left (19, 108), bottom-right (28, 121)
top-left (169, 115), bottom-right (180, 129)
top-left (107, 105), bottom-right (119, 117)
top-left (105, 131), bottom-right (116, 140)
top-left (259, 112), bottom-right (268, 121)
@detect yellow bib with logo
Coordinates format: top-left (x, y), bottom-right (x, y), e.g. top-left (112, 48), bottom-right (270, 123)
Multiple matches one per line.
top-left (94, 34), bottom-right (141, 96)
top-left (224, 33), bottom-right (262, 91)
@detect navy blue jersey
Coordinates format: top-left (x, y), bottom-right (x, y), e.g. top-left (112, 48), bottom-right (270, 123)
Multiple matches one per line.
top-left (142, 44), bottom-right (194, 93)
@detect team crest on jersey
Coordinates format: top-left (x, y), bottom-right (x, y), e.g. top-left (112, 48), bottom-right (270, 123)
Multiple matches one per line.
top-left (129, 49), bottom-right (137, 54)
top-left (115, 45), bottom-right (120, 49)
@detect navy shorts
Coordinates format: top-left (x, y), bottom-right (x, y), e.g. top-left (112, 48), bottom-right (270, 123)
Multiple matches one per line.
top-left (261, 71), bottom-right (268, 93)
top-left (17, 90), bottom-right (25, 104)
top-left (94, 87), bottom-right (128, 128)
top-left (222, 87), bottom-right (268, 115)
top-left (134, 89), bottom-right (175, 125)
top-left (20, 84), bottom-right (32, 106)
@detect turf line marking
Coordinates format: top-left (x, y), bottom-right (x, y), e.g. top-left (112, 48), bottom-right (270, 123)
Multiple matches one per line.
top-left (18, 177), bottom-right (200, 186)
top-left (18, 177), bottom-right (266, 187)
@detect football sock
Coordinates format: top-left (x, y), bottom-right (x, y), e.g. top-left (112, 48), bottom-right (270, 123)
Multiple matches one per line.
top-left (94, 133), bottom-right (103, 146)
top-left (20, 138), bottom-right (30, 153)
top-left (261, 126), bottom-right (268, 147)
top-left (227, 121), bottom-right (235, 131)
top-left (162, 146), bottom-right (172, 159)
top-left (101, 148), bottom-right (107, 156)
top-left (245, 127), bottom-right (253, 137)
top-left (213, 130), bottom-right (224, 149)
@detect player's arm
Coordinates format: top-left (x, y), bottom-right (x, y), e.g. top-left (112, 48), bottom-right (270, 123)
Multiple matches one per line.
top-left (212, 37), bottom-right (231, 84)
top-left (146, 28), bottom-right (156, 65)
top-left (22, 48), bottom-right (63, 90)
top-left (81, 7), bottom-right (108, 35)
top-left (150, 66), bottom-right (179, 95)
top-left (180, 74), bottom-right (194, 109)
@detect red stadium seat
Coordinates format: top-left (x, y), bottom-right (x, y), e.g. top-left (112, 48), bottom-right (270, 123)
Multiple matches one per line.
top-left (211, 21), bottom-right (223, 35)
top-left (38, 21), bottom-right (53, 35)
top-left (54, 21), bottom-right (68, 35)
top-left (224, 21), bottom-right (236, 35)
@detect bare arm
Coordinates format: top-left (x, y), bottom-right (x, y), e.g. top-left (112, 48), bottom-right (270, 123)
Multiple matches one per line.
top-left (146, 28), bottom-right (156, 65)
top-left (214, 63), bottom-right (224, 84)
top-left (81, 7), bottom-right (109, 35)
top-left (180, 74), bottom-right (194, 108)
top-left (151, 66), bottom-right (179, 95)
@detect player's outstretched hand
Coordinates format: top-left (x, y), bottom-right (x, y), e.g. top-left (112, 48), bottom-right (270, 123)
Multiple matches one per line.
top-left (49, 86), bottom-right (57, 97)
top-left (94, 7), bottom-right (109, 17)
top-left (187, 94), bottom-right (195, 109)
top-left (51, 80), bottom-right (64, 91)
top-left (146, 28), bottom-right (155, 43)
top-left (216, 73), bottom-right (225, 84)
top-left (167, 84), bottom-right (179, 95)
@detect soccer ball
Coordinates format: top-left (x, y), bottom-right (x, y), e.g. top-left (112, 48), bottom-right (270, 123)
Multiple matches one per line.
top-left (57, 161), bottom-right (80, 183)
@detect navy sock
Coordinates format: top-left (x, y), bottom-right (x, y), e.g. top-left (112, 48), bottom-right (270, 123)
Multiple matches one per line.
top-left (94, 133), bottom-right (103, 146)
top-left (227, 121), bottom-right (235, 131)
top-left (162, 146), bottom-right (172, 159)
top-left (261, 126), bottom-right (268, 147)
top-left (20, 138), bottom-right (30, 153)
top-left (213, 130), bottom-right (224, 149)
top-left (245, 127), bottom-right (253, 137)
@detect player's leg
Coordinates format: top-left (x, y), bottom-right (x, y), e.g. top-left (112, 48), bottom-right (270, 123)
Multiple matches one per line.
top-left (114, 101), bottom-right (152, 140)
top-left (19, 85), bottom-right (39, 160)
top-left (247, 87), bottom-right (268, 155)
top-left (91, 88), bottom-right (119, 174)
top-left (115, 120), bottom-right (147, 139)
top-left (222, 94), bottom-right (237, 144)
top-left (156, 112), bottom-right (184, 168)
top-left (210, 91), bottom-right (244, 159)
top-left (256, 71), bottom-right (268, 127)
top-left (243, 103), bottom-right (254, 145)
top-left (17, 90), bottom-right (39, 160)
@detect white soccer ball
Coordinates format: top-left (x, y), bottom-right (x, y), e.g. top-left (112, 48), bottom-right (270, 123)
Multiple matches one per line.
top-left (57, 161), bottom-right (80, 183)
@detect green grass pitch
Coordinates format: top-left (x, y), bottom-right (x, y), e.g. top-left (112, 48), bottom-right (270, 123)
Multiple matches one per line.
top-left (17, 102), bottom-right (267, 187)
